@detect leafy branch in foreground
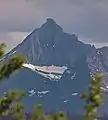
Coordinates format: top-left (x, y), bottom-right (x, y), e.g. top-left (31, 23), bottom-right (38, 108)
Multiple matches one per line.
top-left (0, 42), bottom-right (26, 118)
top-left (81, 74), bottom-right (104, 120)
top-left (0, 55), bottom-right (25, 80)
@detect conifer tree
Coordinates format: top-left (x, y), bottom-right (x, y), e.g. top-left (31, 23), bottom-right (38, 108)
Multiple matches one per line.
top-left (81, 74), bottom-right (104, 120)
top-left (56, 111), bottom-right (67, 120)
top-left (10, 103), bottom-right (26, 120)
top-left (44, 114), bottom-right (53, 120)
top-left (30, 104), bottom-right (45, 120)
top-left (0, 43), bottom-right (25, 116)
top-left (52, 111), bottom-right (67, 120)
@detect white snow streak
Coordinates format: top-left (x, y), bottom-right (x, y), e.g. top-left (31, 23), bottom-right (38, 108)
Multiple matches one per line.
top-left (23, 63), bottom-right (67, 80)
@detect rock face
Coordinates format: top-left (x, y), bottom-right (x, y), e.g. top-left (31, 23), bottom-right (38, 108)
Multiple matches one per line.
top-left (0, 18), bottom-right (108, 116)
top-left (1, 18), bottom-right (91, 66)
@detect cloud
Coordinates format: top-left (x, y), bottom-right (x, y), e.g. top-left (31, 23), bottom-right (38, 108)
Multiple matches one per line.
top-left (0, 0), bottom-right (108, 51)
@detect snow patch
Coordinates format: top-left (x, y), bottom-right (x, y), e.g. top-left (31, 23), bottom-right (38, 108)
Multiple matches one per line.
top-left (35, 66), bottom-right (67, 74)
top-left (28, 89), bottom-right (50, 97)
top-left (97, 51), bottom-right (101, 55)
top-left (64, 100), bottom-right (69, 103)
top-left (23, 63), bottom-right (67, 74)
top-left (37, 90), bottom-right (50, 95)
top-left (36, 71), bottom-right (61, 80)
top-left (71, 73), bottom-right (76, 80)
top-left (28, 89), bottom-right (36, 96)
top-left (101, 87), bottom-right (108, 92)
top-left (72, 93), bottom-right (78, 96)
top-left (23, 63), bottom-right (67, 80)
top-left (66, 70), bottom-right (70, 74)
top-left (23, 63), bottom-right (35, 71)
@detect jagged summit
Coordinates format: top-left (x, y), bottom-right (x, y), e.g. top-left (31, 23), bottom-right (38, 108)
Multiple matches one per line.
top-left (46, 18), bottom-right (56, 24)
top-left (2, 18), bottom-right (87, 66)
top-left (41, 18), bottom-right (63, 33)
top-left (41, 18), bottom-right (57, 27)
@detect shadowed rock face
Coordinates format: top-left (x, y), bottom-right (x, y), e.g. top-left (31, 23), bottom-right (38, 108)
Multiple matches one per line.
top-left (1, 18), bottom-right (91, 66)
top-left (0, 18), bottom-right (108, 116)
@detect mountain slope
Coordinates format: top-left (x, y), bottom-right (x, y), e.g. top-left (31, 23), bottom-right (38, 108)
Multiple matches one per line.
top-left (0, 18), bottom-right (108, 116)
top-left (1, 18), bottom-right (92, 66)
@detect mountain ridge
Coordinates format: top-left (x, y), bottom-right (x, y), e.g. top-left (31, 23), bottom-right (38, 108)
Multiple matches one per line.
top-left (0, 18), bottom-right (108, 116)
top-left (0, 18), bottom-right (92, 64)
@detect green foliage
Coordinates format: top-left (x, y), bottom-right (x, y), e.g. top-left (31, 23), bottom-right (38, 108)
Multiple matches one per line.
top-left (10, 103), bottom-right (26, 120)
top-left (44, 115), bottom-right (53, 120)
top-left (30, 104), bottom-right (45, 120)
top-left (52, 113), bottom-right (58, 120)
top-left (0, 89), bottom-right (26, 116)
top-left (0, 43), bottom-right (6, 58)
top-left (81, 73), bottom-right (104, 120)
top-left (0, 55), bottom-right (25, 80)
top-left (30, 108), bottom-right (67, 120)
top-left (56, 111), bottom-right (67, 120)
top-left (51, 111), bottom-right (67, 120)
top-left (0, 43), bottom-right (26, 118)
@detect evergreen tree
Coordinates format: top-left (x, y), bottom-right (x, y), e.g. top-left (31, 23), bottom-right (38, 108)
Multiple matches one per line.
top-left (0, 87), bottom-right (26, 116)
top-left (81, 74), bottom-right (104, 120)
top-left (0, 43), bottom-right (25, 116)
top-left (52, 111), bottom-right (67, 120)
top-left (10, 103), bottom-right (26, 120)
top-left (56, 111), bottom-right (67, 120)
top-left (30, 104), bottom-right (45, 120)
top-left (44, 114), bottom-right (53, 120)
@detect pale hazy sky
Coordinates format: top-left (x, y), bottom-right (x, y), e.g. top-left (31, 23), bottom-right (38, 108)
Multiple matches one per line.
top-left (0, 0), bottom-right (108, 51)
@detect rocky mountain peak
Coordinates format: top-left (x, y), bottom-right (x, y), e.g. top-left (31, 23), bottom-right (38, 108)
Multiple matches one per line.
top-left (46, 18), bottom-right (56, 24)
top-left (0, 18), bottom-right (92, 66)
top-left (40, 18), bottom-right (63, 33)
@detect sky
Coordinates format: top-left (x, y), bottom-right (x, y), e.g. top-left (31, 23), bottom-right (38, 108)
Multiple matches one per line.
top-left (0, 0), bottom-right (108, 52)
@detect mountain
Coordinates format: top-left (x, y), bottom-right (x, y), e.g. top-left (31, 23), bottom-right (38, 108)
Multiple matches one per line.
top-left (0, 18), bottom-right (108, 116)
top-left (0, 18), bottom-right (92, 66)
